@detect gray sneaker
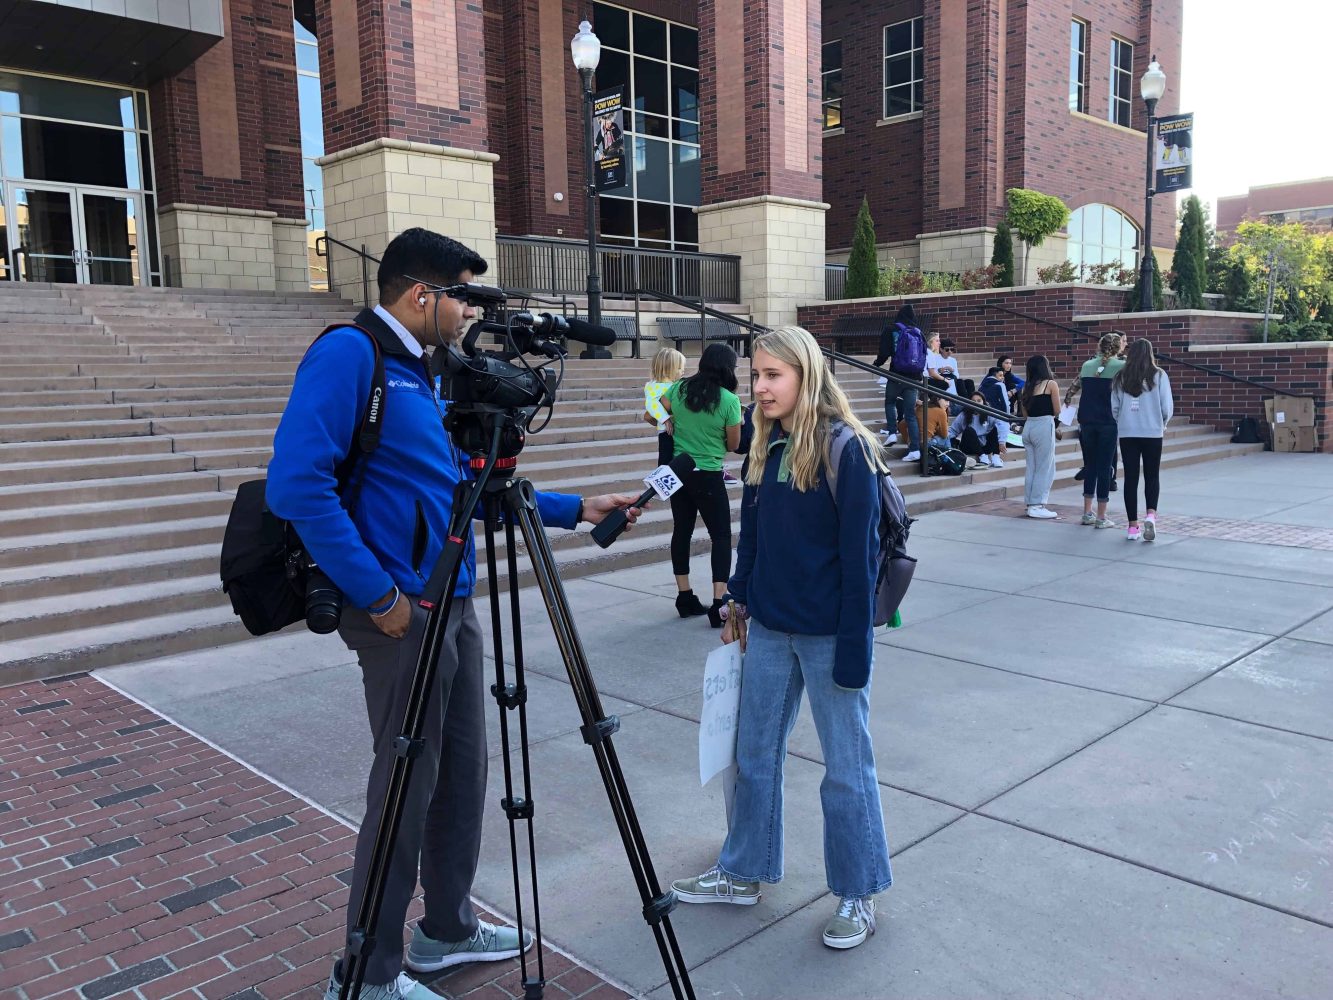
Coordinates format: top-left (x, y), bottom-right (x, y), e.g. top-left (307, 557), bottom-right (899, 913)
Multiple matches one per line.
top-left (405, 920), bottom-right (533, 973)
top-left (323, 967), bottom-right (438, 1000)
top-left (1080, 512), bottom-right (1097, 526)
top-left (822, 896), bottom-right (877, 950)
top-left (1094, 517), bottom-right (1117, 529)
top-left (671, 866), bottom-right (761, 905)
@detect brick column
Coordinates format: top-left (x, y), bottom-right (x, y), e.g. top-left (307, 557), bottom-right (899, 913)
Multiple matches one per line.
top-left (696, 0), bottom-right (826, 326)
top-left (313, 0), bottom-right (498, 304)
top-left (917, 0), bottom-right (1009, 275)
top-left (149, 0), bottom-right (305, 290)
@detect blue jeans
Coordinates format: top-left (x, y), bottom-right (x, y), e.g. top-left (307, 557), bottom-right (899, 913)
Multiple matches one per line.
top-left (885, 382), bottom-right (920, 451)
top-left (1079, 422), bottom-right (1119, 501)
top-left (718, 620), bottom-right (893, 899)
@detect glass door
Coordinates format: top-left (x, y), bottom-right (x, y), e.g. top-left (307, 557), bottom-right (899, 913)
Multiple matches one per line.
top-left (79, 190), bottom-right (140, 286)
top-left (10, 184), bottom-right (80, 283)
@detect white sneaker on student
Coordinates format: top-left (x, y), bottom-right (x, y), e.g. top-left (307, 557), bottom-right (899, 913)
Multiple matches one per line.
top-left (976, 454), bottom-right (992, 467)
top-left (903, 450), bottom-right (921, 463)
top-left (1026, 506), bottom-right (1058, 519)
top-left (990, 455), bottom-right (1005, 469)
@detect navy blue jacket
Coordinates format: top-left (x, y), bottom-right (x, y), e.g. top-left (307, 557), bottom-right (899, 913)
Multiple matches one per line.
top-left (266, 309), bottom-right (579, 609)
top-left (729, 426), bottom-right (880, 688)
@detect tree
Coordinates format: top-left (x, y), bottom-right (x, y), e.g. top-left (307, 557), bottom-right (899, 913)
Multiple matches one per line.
top-left (1005, 189), bottom-right (1071, 285)
top-left (990, 220), bottom-right (1015, 288)
top-left (1228, 221), bottom-right (1331, 337)
top-left (1170, 195), bottom-right (1207, 309)
top-left (845, 196), bottom-right (880, 298)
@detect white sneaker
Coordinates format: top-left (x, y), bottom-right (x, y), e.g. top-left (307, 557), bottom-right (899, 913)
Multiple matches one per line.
top-left (903, 451), bottom-right (921, 462)
top-left (1026, 506), bottom-right (1058, 519)
top-left (977, 454), bottom-right (992, 467)
top-left (990, 456), bottom-right (1005, 469)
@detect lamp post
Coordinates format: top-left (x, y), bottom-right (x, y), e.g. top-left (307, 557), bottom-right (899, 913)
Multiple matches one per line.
top-left (1138, 56), bottom-right (1167, 312)
top-left (571, 19), bottom-right (604, 350)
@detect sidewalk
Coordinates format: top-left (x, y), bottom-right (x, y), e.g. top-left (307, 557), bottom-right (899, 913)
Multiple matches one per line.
top-left (3, 451), bottom-right (1333, 998)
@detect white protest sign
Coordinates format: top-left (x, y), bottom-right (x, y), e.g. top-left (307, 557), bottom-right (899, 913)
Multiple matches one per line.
top-left (699, 642), bottom-right (742, 786)
top-left (644, 465), bottom-right (685, 502)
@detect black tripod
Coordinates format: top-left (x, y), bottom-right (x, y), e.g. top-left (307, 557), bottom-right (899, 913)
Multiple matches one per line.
top-left (339, 416), bottom-right (695, 1000)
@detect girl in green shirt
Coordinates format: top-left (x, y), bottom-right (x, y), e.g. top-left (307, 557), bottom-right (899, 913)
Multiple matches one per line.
top-left (661, 344), bottom-right (742, 625)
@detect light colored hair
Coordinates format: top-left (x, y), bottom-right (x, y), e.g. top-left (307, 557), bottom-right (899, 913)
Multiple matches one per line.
top-left (1097, 332), bottom-right (1123, 360)
top-left (651, 347), bottom-right (686, 383)
top-left (745, 326), bottom-right (889, 492)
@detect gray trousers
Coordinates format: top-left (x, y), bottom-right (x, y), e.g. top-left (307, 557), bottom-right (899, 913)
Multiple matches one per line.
top-left (338, 597), bottom-right (486, 986)
top-left (1022, 415), bottom-right (1057, 506)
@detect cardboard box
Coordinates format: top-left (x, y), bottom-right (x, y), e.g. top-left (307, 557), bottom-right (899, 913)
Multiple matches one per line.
top-left (1270, 425), bottom-right (1318, 452)
top-left (1265, 395), bottom-right (1315, 428)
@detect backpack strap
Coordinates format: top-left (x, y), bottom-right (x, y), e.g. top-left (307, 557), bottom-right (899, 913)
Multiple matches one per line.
top-left (826, 421), bottom-right (856, 510)
top-left (310, 323), bottom-right (385, 516)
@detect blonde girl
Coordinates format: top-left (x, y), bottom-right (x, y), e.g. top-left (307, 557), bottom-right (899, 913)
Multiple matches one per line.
top-left (643, 347), bottom-right (686, 466)
top-left (671, 326), bottom-right (893, 952)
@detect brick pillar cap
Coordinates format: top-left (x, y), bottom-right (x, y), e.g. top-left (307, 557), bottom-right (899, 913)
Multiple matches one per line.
top-left (695, 195), bottom-right (830, 215)
top-left (160, 203), bottom-right (279, 219)
top-left (317, 138), bottom-right (501, 168)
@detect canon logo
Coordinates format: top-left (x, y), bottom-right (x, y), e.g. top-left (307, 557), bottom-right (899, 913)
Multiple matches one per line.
top-left (368, 386), bottom-right (383, 424)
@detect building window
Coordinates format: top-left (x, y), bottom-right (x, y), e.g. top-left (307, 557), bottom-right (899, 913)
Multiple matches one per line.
top-left (822, 40), bottom-right (842, 130)
top-left (1110, 37), bottom-right (1133, 127)
top-left (592, 2), bottom-right (700, 250)
top-left (294, 19), bottom-right (325, 290)
top-left (1069, 19), bottom-right (1088, 113)
top-left (883, 18), bottom-right (924, 119)
top-left (1067, 203), bottom-right (1139, 272)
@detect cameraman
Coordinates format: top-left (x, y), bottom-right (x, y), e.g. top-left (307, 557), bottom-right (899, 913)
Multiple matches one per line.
top-left (267, 228), bottom-right (643, 1000)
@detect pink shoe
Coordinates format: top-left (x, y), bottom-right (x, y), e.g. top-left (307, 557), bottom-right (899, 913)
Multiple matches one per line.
top-left (1126, 525), bottom-right (1141, 541)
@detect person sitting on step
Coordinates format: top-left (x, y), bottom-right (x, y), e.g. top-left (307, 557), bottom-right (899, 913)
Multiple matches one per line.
top-left (950, 393), bottom-right (1008, 468)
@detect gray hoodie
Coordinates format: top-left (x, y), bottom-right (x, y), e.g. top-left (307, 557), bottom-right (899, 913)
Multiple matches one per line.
top-left (1111, 370), bottom-right (1174, 438)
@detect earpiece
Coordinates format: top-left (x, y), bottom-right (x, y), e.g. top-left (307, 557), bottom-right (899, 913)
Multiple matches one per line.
top-left (419, 297), bottom-right (427, 305)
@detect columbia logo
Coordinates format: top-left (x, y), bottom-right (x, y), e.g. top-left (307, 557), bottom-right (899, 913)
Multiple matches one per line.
top-left (388, 378), bottom-right (423, 390)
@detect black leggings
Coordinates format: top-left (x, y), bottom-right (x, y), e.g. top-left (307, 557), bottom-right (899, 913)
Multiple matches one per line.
top-left (959, 425), bottom-right (999, 456)
top-left (1079, 422), bottom-right (1119, 501)
top-left (670, 469), bottom-right (732, 583)
top-left (1119, 437), bottom-right (1163, 523)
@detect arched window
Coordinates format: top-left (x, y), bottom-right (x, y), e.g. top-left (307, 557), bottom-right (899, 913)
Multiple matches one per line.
top-left (1067, 204), bottom-right (1139, 272)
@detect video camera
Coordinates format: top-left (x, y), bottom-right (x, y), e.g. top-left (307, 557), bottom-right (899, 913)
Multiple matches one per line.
top-left (432, 283), bottom-right (616, 459)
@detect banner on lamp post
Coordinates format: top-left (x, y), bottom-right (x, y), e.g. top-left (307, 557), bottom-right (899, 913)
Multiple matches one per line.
top-left (593, 86), bottom-right (627, 192)
top-left (1154, 112), bottom-right (1193, 194)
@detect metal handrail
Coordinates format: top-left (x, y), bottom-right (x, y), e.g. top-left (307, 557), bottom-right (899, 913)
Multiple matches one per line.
top-left (981, 302), bottom-right (1314, 401)
top-left (10, 246), bottom-right (27, 281)
top-left (315, 233), bottom-right (378, 304)
top-left (630, 286), bottom-right (1017, 477)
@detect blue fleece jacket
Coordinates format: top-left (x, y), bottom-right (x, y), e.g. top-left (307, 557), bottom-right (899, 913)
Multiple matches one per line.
top-left (729, 427), bottom-right (880, 688)
top-left (265, 325), bottom-right (580, 609)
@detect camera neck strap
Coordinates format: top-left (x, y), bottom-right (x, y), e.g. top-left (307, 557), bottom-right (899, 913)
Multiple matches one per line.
top-left (310, 322), bottom-right (386, 517)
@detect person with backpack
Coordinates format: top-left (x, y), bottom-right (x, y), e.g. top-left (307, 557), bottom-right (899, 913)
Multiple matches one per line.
top-left (1019, 355), bottom-right (1061, 519)
top-left (265, 229), bottom-right (643, 1000)
top-left (950, 393), bottom-right (1008, 468)
top-left (1077, 333), bottom-right (1126, 528)
top-left (872, 303), bottom-right (927, 462)
top-left (1112, 338), bottom-right (1174, 540)
top-left (670, 325), bottom-right (893, 952)
top-left (659, 343), bottom-right (743, 626)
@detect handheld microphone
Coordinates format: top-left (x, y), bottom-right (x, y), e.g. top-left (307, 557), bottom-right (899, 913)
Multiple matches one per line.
top-left (591, 453), bottom-right (695, 549)
top-left (565, 318), bottom-right (618, 348)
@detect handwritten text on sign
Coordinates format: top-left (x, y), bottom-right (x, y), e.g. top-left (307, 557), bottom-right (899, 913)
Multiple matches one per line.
top-left (699, 642), bottom-right (742, 786)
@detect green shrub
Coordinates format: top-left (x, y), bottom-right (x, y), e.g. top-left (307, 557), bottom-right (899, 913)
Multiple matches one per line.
top-left (845, 197), bottom-right (880, 298)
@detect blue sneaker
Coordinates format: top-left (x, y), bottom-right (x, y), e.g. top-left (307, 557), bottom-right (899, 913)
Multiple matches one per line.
top-left (323, 966), bottom-right (438, 1000)
top-left (405, 920), bottom-right (533, 973)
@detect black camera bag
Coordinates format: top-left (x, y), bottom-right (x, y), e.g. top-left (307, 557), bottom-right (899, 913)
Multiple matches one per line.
top-left (220, 324), bottom-right (385, 636)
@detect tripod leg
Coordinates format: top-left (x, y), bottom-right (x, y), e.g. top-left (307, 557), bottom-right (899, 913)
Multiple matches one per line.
top-left (506, 485), bottom-right (695, 1000)
top-left (482, 499), bottom-right (546, 998)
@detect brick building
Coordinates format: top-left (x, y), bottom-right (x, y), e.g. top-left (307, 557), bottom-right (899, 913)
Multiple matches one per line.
top-left (0, 0), bottom-right (1180, 323)
top-left (1217, 177), bottom-right (1333, 244)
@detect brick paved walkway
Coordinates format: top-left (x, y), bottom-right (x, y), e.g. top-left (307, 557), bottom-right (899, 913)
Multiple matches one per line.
top-left (0, 674), bottom-right (629, 1000)
top-left (961, 499), bottom-right (1333, 548)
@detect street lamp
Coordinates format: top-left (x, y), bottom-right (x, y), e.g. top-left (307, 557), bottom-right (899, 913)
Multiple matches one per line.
top-left (571, 19), bottom-right (605, 348)
top-left (1138, 56), bottom-right (1167, 311)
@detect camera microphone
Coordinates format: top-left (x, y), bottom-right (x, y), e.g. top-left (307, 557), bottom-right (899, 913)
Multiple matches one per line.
top-left (591, 453), bottom-right (696, 549)
top-left (565, 318), bottom-right (618, 348)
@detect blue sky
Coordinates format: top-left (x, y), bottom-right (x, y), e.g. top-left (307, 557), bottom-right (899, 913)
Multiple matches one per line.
top-left (1180, 0), bottom-right (1332, 217)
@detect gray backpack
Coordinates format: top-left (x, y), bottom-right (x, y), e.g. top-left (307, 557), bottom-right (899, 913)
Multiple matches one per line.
top-left (826, 422), bottom-right (917, 627)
